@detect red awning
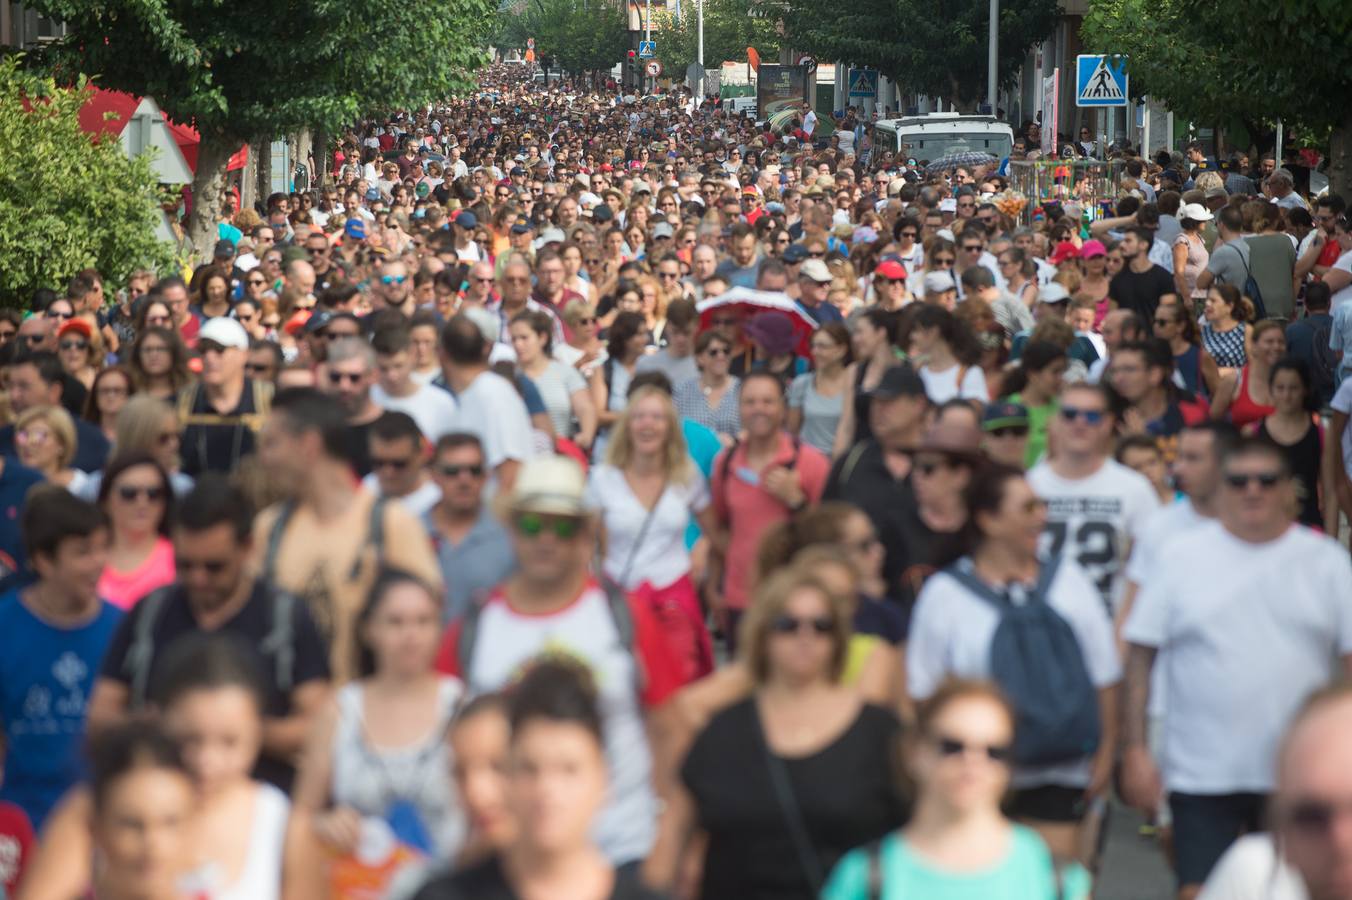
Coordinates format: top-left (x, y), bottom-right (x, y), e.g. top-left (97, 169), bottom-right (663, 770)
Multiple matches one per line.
top-left (77, 85), bottom-right (248, 175)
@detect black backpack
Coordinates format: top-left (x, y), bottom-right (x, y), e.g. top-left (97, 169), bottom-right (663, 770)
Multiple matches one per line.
top-left (941, 555), bottom-right (1101, 767)
top-left (1309, 316), bottom-right (1339, 405)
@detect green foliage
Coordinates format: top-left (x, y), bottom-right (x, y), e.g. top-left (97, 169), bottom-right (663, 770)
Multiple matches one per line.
top-left (0, 57), bottom-right (173, 307)
top-left (781, 0), bottom-right (1058, 109)
top-left (654, 0), bottom-right (782, 82)
top-left (498, 0), bottom-right (630, 75)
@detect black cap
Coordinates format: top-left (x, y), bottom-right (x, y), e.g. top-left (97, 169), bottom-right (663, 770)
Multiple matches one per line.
top-left (591, 204), bottom-right (615, 223)
top-left (869, 365), bottom-right (927, 399)
top-left (213, 239), bottom-right (237, 258)
top-left (304, 310), bottom-right (361, 335)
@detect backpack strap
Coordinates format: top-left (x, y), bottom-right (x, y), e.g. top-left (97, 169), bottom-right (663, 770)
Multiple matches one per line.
top-left (836, 440), bottom-right (870, 489)
top-left (865, 839), bottom-right (885, 900)
top-left (942, 554), bottom-right (1063, 610)
top-left (259, 587), bottom-right (297, 694)
top-left (175, 383), bottom-right (198, 424)
top-left (262, 501), bottom-right (297, 585)
top-left (350, 495), bottom-right (389, 581)
top-left (124, 586), bottom-right (173, 709)
top-left (455, 600), bottom-right (484, 680)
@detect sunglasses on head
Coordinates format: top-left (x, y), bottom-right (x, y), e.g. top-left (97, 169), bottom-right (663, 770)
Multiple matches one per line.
top-left (934, 736), bottom-right (1013, 763)
top-left (769, 614), bottom-right (834, 636)
top-left (513, 512), bottom-right (581, 539)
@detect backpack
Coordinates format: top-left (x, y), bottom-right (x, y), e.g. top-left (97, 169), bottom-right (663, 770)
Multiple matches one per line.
top-left (262, 494), bottom-right (389, 584)
top-left (941, 555), bottom-right (1101, 766)
top-left (455, 578), bottom-right (643, 695)
top-left (1309, 316), bottom-right (1339, 404)
top-left (1221, 240), bottom-right (1267, 320)
top-left (123, 584), bottom-right (297, 708)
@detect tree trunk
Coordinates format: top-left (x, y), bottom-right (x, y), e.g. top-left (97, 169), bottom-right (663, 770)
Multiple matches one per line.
top-left (184, 137), bottom-right (237, 265)
top-left (1329, 117), bottom-right (1352, 206)
top-left (255, 139), bottom-right (272, 208)
top-left (314, 127), bottom-right (330, 189)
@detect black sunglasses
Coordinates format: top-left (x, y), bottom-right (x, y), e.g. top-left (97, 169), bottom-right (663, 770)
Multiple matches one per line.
top-left (435, 463), bottom-right (485, 478)
top-left (769, 614), bottom-right (833, 636)
top-left (1223, 471), bottom-right (1283, 489)
top-left (116, 485), bottom-right (165, 503)
top-left (935, 736), bottom-right (1012, 763)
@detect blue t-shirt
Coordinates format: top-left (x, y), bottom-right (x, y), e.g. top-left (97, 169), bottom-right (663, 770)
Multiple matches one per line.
top-left (0, 590), bottom-right (123, 829)
top-left (0, 460), bottom-right (45, 595)
top-left (682, 418), bottom-right (722, 549)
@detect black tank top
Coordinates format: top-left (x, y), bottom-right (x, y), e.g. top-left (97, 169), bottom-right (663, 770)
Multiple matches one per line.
top-left (1258, 418), bottom-right (1322, 527)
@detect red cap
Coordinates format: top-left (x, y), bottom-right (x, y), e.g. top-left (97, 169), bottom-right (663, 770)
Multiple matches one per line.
top-left (600, 163), bottom-right (614, 173)
top-left (875, 259), bottom-right (907, 280)
top-left (57, 319), bottom-right (93, 340)
top-left (1050, 240), bottom-right (1081, 266)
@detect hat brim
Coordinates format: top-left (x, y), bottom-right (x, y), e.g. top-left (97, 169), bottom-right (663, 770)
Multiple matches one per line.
top-left (982, 417), bottom-right (1029, 431)
top-left (509, 495), bottom-right (589, 517)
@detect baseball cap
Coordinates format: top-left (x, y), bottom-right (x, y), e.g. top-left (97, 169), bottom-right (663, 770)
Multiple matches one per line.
top-left (1179, 202), bottom-right (1214, 222)
top-left (507, 456), bottom-right (589, 517)
top-left (922, 271), bottom-right (956, 296)
top-left (510, 166), bottom-right (526, 177)
top-left (364, 188), bottom-right (381, 202)
top-left (1038, 282), bottom-right (1071, 304)
top-left (1079, 239), bottom-right (1107, 259)
top-left (197, 317), bottom-right (250, 350)
top-left (1204, 185), bottom-right (1228, 200)
top-left (455, 210), bottom-right (478, 230)
top-left (57, 319), bottom-right (92, 341)
top-left (799, 259), bottom-right (833, 283)
top-left (652, 222), bottom-right (675, 240)
top-left (213, 239), bottom-right (237, 259)
top-left (510, 221), bottom-right (534, 235)
top-left (344, 218), bottom-right (367, 240)
top-left (982, 401), bottom-right (1030, 432)
top-left (875, 259), bottom-right (907, 281)
top-left (591, 204), bottom-right (615, 223)
top-left (304, 310), bottom-right (361, 336)
top-left (1049, 241), bottom-right (1081, 266)
top-left (782, 244), bottom-right (808, 264)
top-left (869, 365), bottom-right (927, 399)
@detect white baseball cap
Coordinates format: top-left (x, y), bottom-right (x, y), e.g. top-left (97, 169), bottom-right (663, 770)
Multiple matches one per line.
top-left (1179, 202), bottom-right (1214, 222)
top-left (197, 317), bottom-right (250, 350)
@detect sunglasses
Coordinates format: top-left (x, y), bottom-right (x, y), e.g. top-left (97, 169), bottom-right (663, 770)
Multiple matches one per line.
top-left (962, 244), bottom-right (983, 252)
top-left (245, 362), bottom-right (273, 375)
top-left (381, 275), bottom-right (407, 285)
top-left (769, 614), bottom-right (834, 636)
top-left (246, 279), bottom-right (266, 286)
top-left (59, 340), bottom-right (88, 352)
top-left (989, 426), bottom-right (1029, 438)
top-left (175, 557), bottom-right (229, 575)
top-left (372, 456), bottom-right (414, 471)
top-left (935, 736), bottom-right (1012, 763)
top-left (327, 371), bottom-right (365, 385)
top-left (116, 485), bottom-right (165, 503)
top-left (436, 463), bottom-right (485, 478)
top-left (48, 310), bottom-right (74, 320)
top-left (915, 459), bottom-right (962, 477)
top-left (1059, 406), bottom-right (1105, 425)
top-left (704, 346), bottom-right (730, 358)
top-left (1223, 471), bottom-right (1283, 489)
top-left (899, 231), bottom-right (918, 239)
top-left (933, 256), bottom-right (955, 266)
top-left (1154, 316), bottom-right (1177, 326)
top-left (808, 251), bottom-right (826, 258)
top-left (513, 512), bottom-right (582, 539)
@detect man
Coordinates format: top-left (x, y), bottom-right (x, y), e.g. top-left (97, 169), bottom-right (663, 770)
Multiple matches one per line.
top-left (370, 326), bottom-right (457, 442)
top-left (635, 298), bottom-right (699, 385)
top-left (710, 372), bottom-right (831, 647)
top-left (1122, 437), bottom-right (1352, 898)
top-left (688, 244), bottom-right (719, 296)
top-left (246, 339), bottom-right (284, 385)
top-left (1195, 206), bottom-right (1251, 296)
top-left (0, 488), bottom-right (121, 829)
top-left (434, 455), bottom-right (681, 867)
top-left (0, 351), bottom-right (109, 472)
top-left (1286, 282), bottom-right (1336, 408)
top-left (981, 400), bottom-right (1031, 469)
top-left (158, 276), bottom-right (199, 345)
top-left (179, 317), bottom-right (269, 477)
top-left (363, 411), bottom-right (441, 517)
top-left (1028, 382), bottom-right (1160, 618)
top-left (374, 260), bottom-right (415, 316)
top-left (1109, 339), bottom-right (1192, 442)
top-left (451, 210), bottom-right (482, 262)
top-left (424, 433), bottom-right (516, 623)
top-left (495, 256), bottom-right (563, 350)
top-left (440, 315), bottom-right (534, 491)
top-left (282, 259), bottom-right (316, 304)
top-left (1109, 226), bottom-right (1178, 322)
top-left (1267, 168), bottom-right (1310, 212)
top-left (87, 476), bottom-right (328, 792)
top-left (531, 248), bottom-right (584, 321)
top-left (15, 316), bottom-right (55, 353)
top-left (322, 337), bottom-right (384, 477)
top-left (254, 387), bottom-right (440, 684)
top-left (714, 222), bottom-right (760, 288)
top-left (1126, 157), bottom-right (1157, 202)
top-left (303, 231), bottom-right (336, 292)
top-left (796, 258), bottom-right (844, 323)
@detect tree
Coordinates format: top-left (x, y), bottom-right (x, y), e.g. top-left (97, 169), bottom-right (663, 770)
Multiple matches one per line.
top-left (1082, 0), bottom-right (1352, 198)
top-left (496, 0), bottom-right (629, 78)
top-left (655, 0), bottom-right (782, 86)
top-left (0, 57), bottom-right (173, 307)
top-left (780, 0), bottom-right (1058, 111)
top-left (24, 0), bottom-right (494, 262)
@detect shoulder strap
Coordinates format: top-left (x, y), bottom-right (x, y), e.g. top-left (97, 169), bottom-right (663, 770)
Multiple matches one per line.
top-left (253, 379), bottom-right (274, 417)
top-left (865, 839), bottom-right (885, 900)
top-left (599, 577), bottom-right (645, 696)
top-left (837, 440), bottom-right (870, 488)
top-left (717, 437), bottom-right (742, 497)
top-left (125, 587), bottom-right (173, 708)
top-left (617, 481), bottom-right (665, 588)
top-left (942, 554), bottom-right (1063, 610)
top-left (259, 587), bottom-right (297, 693)
top-left (455, 600), bottom-right (484, 680)
top-left (757, 711), bottom-right (826, 893)
top-left (262, 501), bottom-right (297, 584)
top-left (350, 495), bottom-right (389, 580)
top-left (175, 382), bottom-right (199, 424)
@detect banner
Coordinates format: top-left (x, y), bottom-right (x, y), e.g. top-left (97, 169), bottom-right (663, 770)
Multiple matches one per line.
top-left (1040, 68), bottom-right (1059, 156)
top-left (756, 64), bottom-right (809, 127)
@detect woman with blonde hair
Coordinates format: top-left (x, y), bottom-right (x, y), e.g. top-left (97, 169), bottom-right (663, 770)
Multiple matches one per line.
top-left (635, 274), bottom-right (668, 344)
top-left (647, 562), bottom-right (907, 899)
top-left (586, 384), bottom-right (719, 683)
top-left (110, 395), bottom-right (194, 497)
top-left (15, 405), bottom-right (88, 493)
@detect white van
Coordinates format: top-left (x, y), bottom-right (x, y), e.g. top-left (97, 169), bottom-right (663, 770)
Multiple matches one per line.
top-left (872, 113), bottom-right (1013, 163)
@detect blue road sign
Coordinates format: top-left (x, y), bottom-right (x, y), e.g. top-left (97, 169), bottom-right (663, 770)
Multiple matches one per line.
top-left (847, 68), bottom-right (878, 99)
top-left (638, 40), bottom-right (656, 59)
top-left (1076, 55), bottom-right (1128, 107)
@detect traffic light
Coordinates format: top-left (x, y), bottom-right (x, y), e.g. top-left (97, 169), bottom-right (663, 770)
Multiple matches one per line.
top-left (626, 49), bottom-right (638, 89)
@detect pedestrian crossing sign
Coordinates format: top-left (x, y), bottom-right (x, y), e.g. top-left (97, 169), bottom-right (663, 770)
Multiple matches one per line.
top-left (638, 40), bottom-right (656, 59)
top-left (1076, 55), bottom-right (1128, 107)
top-left (847, 68), bottom-right (878, 99)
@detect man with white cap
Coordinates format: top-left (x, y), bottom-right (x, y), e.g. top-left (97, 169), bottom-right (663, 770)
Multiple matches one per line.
top-left (796, 258), bottom-right (843, 324)
top-left (434, 455), bottom-right (682, 868)
top-left (179, 317), bottom-right (273, 476)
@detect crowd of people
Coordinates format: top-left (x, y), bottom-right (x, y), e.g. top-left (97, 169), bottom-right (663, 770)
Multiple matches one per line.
top-left (1, 62), bottom-right (1352, 900)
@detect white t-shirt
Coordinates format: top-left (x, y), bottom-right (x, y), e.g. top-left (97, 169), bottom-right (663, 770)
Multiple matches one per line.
top-left (1198, 833), bottom-right (1307, 900)
top-left (803, 109), bottom-right (817, 136)
top-left (585, 464), bottom-right (710, 590)
top-left (528, 359), bottom-right (588, 440)
top-left (1123, 521), bottom-right (1352, 794)
top-left (372, 382), bottom-right (459, 442)
top-left (918, 363), bottom-right (987, 404)
top-left (446, 371), bottom-right (534, 471)
top-left (1028, 459), bottom-right (1161, 617)
top-left (1331, 250), bottom-right (1352, 309)
top-left (907, 557), bottom-right (1121, 789)
top-left (1332, 377), bottom-right (1352, 478)
top-left (359, 472), bottom-right (442, 519)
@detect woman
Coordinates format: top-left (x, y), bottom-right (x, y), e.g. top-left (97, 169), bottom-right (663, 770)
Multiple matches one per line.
top-left (649, 564), bottom-right (907, 899)
top-left (15, 405), bottom-right (88, 493)
top-left (1074, 240), bottom-right (1112, 327)
top-left (128, 326), bottom-right (194, 402)
top-left (1250, 358), bottom-right (1324, 528)
top-left (509, 311), bottom-right (597, 453)
top-left (921, 238), bottom-right (958, 288)
top-left (823, 680), bottom-right (1091, 899)
top-left (83, 365), bottom-right (133, 443)
top-left (586, 385), bottom-right (719, 684)
top-left (411, 661), bottom-right (665, 900)
top-left (832, 308), bottom-right (907, 458)
top-left (194, 269), bottom-right (233, 320)
top-left (672, 330), bottom-right (741, 441)
top-left (1153, 301), bottom-right (1221, 400)
top-left (242, 268), bottom-right (272, 307)
top-left (592, 311), bottom-right (648, 459)
top-left (1000, 341), bottom-right (1066, 468)
top-left (133, 297), bottom-right (175, 336)
top-left (788, 322), bottom-right (850, 455)
top-left (907, 465), bottom-right (1119, 862)
top-left (86, 725), bottom-right (198, 900)
top-left (998, 248), bottom-right (1039, 310)
top-left (25, 635), bottom-right (289, 900)
top-left (108, 395), bottom-right (194, 498)
top-left (57, 320), bottom-right (102, 390)
top-left (557, 300), bottom-right (606, 376)
top-left (96, 453), bottom-right (176, 610)
top-left (1201, 284), bottom-right (1253, 372)
top-left (1172, 203), bottom-right (1212, 307)
top-left (636, 275), bottom-right (667, 344)
top-left (744, 311), bottom-right (808, 385)
top-left (911, 305), bottom-right (987, 403)
top-left (233, 299), bottom-right (266, 341)
top-left (560, 242), bottom-right (597, 304)
top-left (624, 223), bottom-right (646, 261)
top-left (448, 695), bottom-right (515, 863)
top-left (1212, 319), bottom-right (1287, 428)
top-left (294, 569), bottom-right (466, 863)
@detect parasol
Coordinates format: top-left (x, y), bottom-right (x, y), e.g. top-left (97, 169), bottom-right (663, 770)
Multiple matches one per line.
top-left (924, 151), bottom-right (1000, 175)
top-left (696, 288), bottom-right (818, 356)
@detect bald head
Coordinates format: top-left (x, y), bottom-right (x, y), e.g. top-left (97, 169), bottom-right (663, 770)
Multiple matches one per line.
top-left (1277, 689), bottom-right (1352, 900)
